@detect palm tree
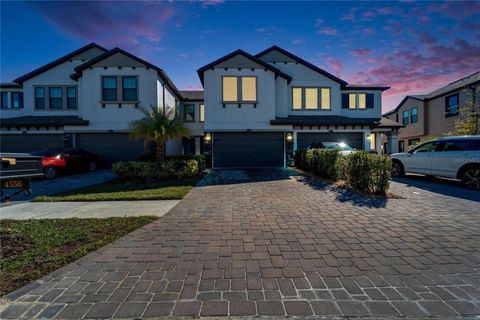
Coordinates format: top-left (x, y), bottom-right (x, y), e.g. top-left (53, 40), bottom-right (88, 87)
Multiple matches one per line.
top-left (128, 105), bottom-right (191, 161)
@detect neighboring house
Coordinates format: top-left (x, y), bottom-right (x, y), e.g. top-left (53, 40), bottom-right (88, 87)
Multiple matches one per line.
top-left (0, 43), bottom-right (204, 164)
top-left (383, 72), bottom-right (480, 152)
top-left (198, 45), bottom-right (402, 167)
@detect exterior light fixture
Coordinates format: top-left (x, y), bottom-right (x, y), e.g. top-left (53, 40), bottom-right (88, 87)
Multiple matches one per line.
top-left (286, 132), bottom-right (293, 142)
top-left (204, 133), bottom-right (212, 143)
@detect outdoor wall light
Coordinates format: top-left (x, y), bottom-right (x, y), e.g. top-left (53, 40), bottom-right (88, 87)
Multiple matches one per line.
top-left (286, 132), bottom-right (293, 142)
top-left (204, 133), bottom-right (212, 142)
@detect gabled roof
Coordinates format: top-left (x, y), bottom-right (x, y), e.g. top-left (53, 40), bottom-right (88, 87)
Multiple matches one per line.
top-left (255, 45), bottom-right (348, 86)
top-left (343, 84), bottom-right (390, 92)
top-left (13, 43), bottom-right (107, 84)
top-left (382, 95), bottom-right (426, 116)
top-left (377, 117), bottom-right (405, 128)
top-left (180, 90), bottom-right (204, 102)
top-left (197, 49), bottom-right (292, 85)
top-left (71, 47), bottom-right (182, 99)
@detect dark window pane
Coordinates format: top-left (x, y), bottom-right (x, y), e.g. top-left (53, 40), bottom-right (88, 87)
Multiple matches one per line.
top-left (12, 92), bottom-right (23, 109)
top-left (410, 107), bottom-right (418, 123)
top-left (67, 87), bottom-right (77, 109)
top-left (122, 77), bottom-right (137, 101)
top-left (184, 104), bottom-right (195, 121)
top-left (102, 77), bottom-right (117, 101)
top-left (35, 87), bottom-right (45, 109)
top-left (49, 87), bottom-right (63, 109)
top-left (445, 93), bottom-right (459, 117)
top-left (402, 110), bottom-right (409, 125)
top-left (1, 92), bottom-right (8, 108)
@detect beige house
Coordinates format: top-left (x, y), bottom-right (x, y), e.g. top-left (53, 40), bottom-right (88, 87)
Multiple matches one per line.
top-left (383, 72), bottom-right (480, 152)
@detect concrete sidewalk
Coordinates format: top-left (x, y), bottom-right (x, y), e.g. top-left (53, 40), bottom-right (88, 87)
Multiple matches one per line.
top-left (0, 200), bottom-right (180, 219)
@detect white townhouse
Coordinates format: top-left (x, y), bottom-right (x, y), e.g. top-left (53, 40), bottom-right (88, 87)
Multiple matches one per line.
top-left (0, 43), bottom-right (205, 165)
top-left (1, 43), bottom-right (402, 167)
top-left (198, 46), bottom-right (402, 167)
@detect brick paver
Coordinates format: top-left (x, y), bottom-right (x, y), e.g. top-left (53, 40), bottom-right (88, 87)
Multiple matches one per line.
top-left (1, 169), bottom-right (479, 319)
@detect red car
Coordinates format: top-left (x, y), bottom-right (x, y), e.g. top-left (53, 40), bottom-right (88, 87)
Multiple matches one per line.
top-left (30, 148), bottom-right (98, 179)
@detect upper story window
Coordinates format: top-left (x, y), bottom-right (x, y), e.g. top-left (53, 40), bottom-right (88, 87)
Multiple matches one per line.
top-left (11, 92), bottom-right (23, 109)
top-left (122, 76), bottom-right (138, 101)
top-left (1, 92), bottom-right (8, 108)
top-left (35, 87), bottom-right (45, 109)
top-left (199, 103), bottom-right (205, 122)
top-left (342, 93), bottom-right (374, 110)
top-left (49, 87), bottom-right (62, 109)
top-left (292, 87), bottom-right (331, 110)
top-left (67, 87), bottom-right (77, 109)
top-left (102, 76), bottom-right (117, 101)
top-left (410, 107), bottom-right (418, 123)
top-left (402, 110), bottom-right (409, 125)
top-left (184, 104), bottom-right (195, 122)
top-left (445, 93), bottom-right (459, 118)
top-left (222, 76), bottom-right (257, 103)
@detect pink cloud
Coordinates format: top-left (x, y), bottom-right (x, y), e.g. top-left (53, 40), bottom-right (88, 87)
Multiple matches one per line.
top-left (321, 56), bottom-right (344, 77)
top-left (349, 48), bottom-right (372, 56)
top-left (30, 2), bottom-right (174, 49)
top-left (291, 39), bottom-right (305, 45)
top-left (317, 27), bottom-right (338, 35)
top-left (199, 0), bottom-right (224, 6)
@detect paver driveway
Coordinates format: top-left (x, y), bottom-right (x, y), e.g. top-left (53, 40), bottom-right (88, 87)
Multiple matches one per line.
top-left (1, 169), bottom-right (480, 319)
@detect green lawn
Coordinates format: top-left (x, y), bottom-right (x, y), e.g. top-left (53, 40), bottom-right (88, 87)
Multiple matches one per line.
top-left (0, 217), bottom-right (158, 296)
top-left (34, 179), bottom-right (197, 202)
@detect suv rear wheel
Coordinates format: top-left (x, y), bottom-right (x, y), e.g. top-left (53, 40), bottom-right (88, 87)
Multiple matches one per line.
top-left (461, 167), bottom-right (480, 190)
top-left (391, 160), bottom-right (405, 177)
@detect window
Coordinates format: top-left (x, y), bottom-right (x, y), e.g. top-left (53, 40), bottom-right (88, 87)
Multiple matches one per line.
top-left (349, 93), bottom-right (356, 109)
top-left (184, 104), bottom-right (195, 122)
top-left (305, 88), bottom-right (318, 109)
top-left (241, 77), bottom-right (256, 102)
top-left (369, 133), bottom-right (376, 150)
top-left (11, 92), bottom-right (23, 109)
top-left (222, 76), bottom-right (237, 102)
top-left (102, 76), bottom-right (117, 101)
top-left (402, 110), bottom-right (409, 125)
top-left (410, 107), bottom-right (418, 123)
top-left (413, 141), bottom-right (440, 153)
top-left (398, 140), bottom-right (405, 152)
top-left (35, 87), bottom-right (45, 109)
top-left (122, 76), bottom-right (137, 101)
top-left (199, 103), bottom-right (205, 122)
top-left (321, 88), bottom-right (330, 110)
top-left (292, 88), bottom-right (302, 109)
top-left (49, 87), bottom-right (62, 109)
top-left (1, 92), bottom-right (7, 108)
top-left (358, 93), bottom-right (366, 109)
top-left (442, 140), bottom-right (480, 152)
top-left (445, 93), bottom-right (459, 118)
top-left (408, 138), bottom-right (420, 146)
top-left (66, 87), bottom-right (77, 109)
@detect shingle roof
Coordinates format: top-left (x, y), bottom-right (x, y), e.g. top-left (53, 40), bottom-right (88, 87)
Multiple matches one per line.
top-left (180, 90), bottom-right (204, 101)
top-left (0, 82), bottom-right (22, 89)
top-left (1, 116), bottom-right (89, 127)
top-left (270, 115), bottom-right (380, 126)
top-left (344, 84), bottom-right (390, 92)
top-left (13, 43), bottom-right (107, 84)
top-left (377, 117), bottom-right (405, 128)
top-left (197, 49), bottom-right (292, 85)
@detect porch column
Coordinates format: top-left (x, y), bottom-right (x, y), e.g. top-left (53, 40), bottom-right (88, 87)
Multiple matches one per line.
top-left (195, 137), bottom-right (201, 155)
top-left (293, 131), bottom-right (298, 151)
top-left (388, 131), bottom-right (399, 154)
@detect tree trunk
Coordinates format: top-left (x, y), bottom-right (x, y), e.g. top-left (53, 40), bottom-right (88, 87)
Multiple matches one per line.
top-left (156, 141), bottom-right (165, 162)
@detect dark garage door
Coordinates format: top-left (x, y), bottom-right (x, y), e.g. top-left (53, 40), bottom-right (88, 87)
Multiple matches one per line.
top-left (0, 134), bottom-right (63, 153)
top-left (297, 132), bottom-right (364, 150)
top-left (213, 132), bottom-right (284, 168)
top-left (76, 133), bottom-right (147, 166)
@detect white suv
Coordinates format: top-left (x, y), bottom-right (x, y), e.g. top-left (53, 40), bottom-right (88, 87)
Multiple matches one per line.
top-left (390, 136), bottom-right (480, 190)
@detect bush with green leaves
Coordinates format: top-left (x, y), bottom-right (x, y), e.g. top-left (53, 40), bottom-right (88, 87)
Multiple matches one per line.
top-left (341, 151), bottom-right (392, 195)
top-left (310, 149), bottom-right (341, 179)
top-left (112, 158), bottom-right (202, 181)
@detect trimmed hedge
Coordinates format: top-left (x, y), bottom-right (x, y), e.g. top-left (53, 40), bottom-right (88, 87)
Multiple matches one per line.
top-left (295, 149), bottom-right (391, 195)
top-left (341, 152), bottom-right (391, 195)
top-left (112, 158), bottom-right (201, 181)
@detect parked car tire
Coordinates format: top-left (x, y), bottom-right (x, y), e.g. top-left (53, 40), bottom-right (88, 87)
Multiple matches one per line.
top-left (461, 166), bottom-right (480, 190)
top-left (391, 160), bottom-right (405, 177)
top-left (89, 161), bottom-right (97, 172)
top-left (44, 165), bottom-right (56, 179)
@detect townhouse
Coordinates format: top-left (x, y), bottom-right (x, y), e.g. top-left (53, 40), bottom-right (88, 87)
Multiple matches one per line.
top-left (383, 72), bottom-right (480, 152)
top-left (1, 43), bottom-right (403, 167)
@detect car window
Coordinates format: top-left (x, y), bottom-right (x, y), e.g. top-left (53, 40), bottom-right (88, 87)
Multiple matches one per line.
top-left (414, 142), bottom-right (440, 153)
top-left (443, 140), bottom-right (480, 151)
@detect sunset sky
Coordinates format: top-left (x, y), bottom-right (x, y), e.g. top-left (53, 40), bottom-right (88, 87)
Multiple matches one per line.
top-left (1, 1), bottom-right (479, 112)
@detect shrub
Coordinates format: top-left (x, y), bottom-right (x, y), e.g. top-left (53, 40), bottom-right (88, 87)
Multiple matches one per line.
top-left (167, 154), bottom-right (207, 172)
top-left (341, 151), bottom-right (392, 195)
top-left (112, 158), bottom-right (202, 181)
top-left (310, 149), bottom-right (341, 180)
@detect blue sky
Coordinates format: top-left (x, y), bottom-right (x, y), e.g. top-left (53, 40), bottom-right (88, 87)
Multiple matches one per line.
top-left (1, 1), bottom-right (479, 111)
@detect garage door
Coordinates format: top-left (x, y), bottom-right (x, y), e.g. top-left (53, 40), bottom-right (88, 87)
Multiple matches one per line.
top-left (213, 132), bottom-right (284, 168)
top-left (297, 132), bottom-right (364, 150)
top-left (76, 133), bottom-right (147, 166)
top-left (0, 134), bottom-right (63, 153)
